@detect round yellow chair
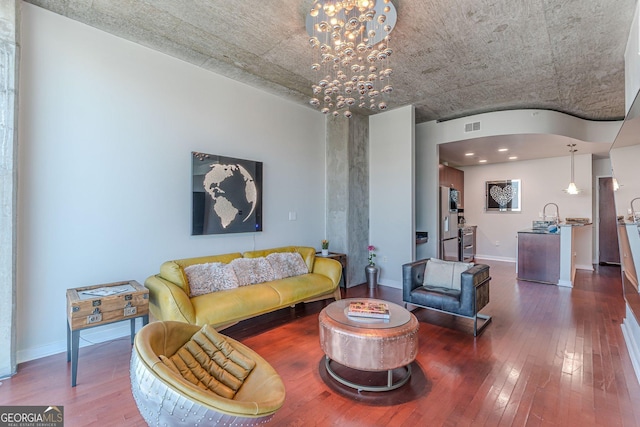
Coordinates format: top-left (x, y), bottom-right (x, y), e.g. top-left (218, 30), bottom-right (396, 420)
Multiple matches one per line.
top-left (130, 321), bottom-right (285, 426)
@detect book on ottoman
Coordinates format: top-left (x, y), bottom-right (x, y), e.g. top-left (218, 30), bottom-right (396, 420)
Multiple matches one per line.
top-left (347, 301), bottom-right (390, 319)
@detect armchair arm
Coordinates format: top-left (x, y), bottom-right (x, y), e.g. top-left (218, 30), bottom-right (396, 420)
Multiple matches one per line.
top-left (144, 275), bottom-right (196, 324)
top-left (459, 264), bottom-right (491, 316)
top-left (402, 259), bottom-right (429, 302)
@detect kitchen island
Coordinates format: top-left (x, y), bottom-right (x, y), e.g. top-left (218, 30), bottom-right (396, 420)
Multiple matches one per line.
top-left (517, 224), bottom-right (592, 287)
top-left (517, 228), bottom-right (560, 284)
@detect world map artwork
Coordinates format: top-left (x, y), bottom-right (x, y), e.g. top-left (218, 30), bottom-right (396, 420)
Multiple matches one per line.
top-left (192, 152), bottom-right (263, 235)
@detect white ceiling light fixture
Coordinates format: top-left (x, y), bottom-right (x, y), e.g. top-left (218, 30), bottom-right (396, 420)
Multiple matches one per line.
top-left (306, 0), bottom-right (397, 118)
top-left (564, 143), bottom-right (581, 195)
top-left (612, 177), bottom-right (620, 191)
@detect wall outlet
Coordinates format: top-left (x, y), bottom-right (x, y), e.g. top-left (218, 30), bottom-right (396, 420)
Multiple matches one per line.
top-left (495, 240), bottom-right (500, 246)
top-left (87, 313), bottom-right (102, 324)
top-left (382, 256), bottom-right (388, 263)
top-left (288, 211), bottom-right (297, 221)
top-left (124, 306), bottom-right (137, 316)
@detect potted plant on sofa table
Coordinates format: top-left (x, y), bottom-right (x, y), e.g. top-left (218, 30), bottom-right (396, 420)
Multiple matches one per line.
top-left (321, 240), bottom-right (329, 256)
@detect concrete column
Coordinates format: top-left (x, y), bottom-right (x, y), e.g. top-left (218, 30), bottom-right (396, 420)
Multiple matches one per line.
top-left (0, 0), bottom-right (19, 378)
top-left (326, 114), bottom-right (369, 286)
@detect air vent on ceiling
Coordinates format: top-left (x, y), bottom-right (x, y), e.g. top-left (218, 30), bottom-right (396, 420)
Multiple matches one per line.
top-left (464, 121), bottom-right (481, 132)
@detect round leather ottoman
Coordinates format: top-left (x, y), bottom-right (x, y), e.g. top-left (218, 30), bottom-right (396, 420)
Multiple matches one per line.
top-left (319, 298), bottom-right (419, 392)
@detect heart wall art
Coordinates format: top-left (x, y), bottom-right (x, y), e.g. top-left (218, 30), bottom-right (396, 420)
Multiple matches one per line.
top-left (485, 179), bottom-right (521, 212)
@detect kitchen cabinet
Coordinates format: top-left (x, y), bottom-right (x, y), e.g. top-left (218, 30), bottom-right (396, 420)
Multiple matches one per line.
top-left (439, 164), bottom-right (464, 208)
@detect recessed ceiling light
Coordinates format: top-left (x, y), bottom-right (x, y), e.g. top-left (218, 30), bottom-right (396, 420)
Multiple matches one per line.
top-left (465, 152), bottom-right (474, 156)
top-left (479, 159), bottom-right (487, 163)
top-left (498, 148), bottom-right (508, 152)
top-left (509, 156), bottom-right (518, 160)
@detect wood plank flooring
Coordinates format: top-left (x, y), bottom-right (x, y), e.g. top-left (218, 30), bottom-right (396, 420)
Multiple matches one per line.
top-left (1, 260), bottom-right (639, 426)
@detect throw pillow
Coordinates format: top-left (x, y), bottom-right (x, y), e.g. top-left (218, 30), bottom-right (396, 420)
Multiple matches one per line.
top-left (266, 252), bottom-right (309, 280)
top-left (184, 262), bottom-right (239, 297)
top-left (451, 261), bottom-right (474, 290)
top-left (161, 325), bottom-right (256, 399)
top-left (230, 257), bottom-right (275, 286)
top-left (424, 258), bottom-right (473, 290)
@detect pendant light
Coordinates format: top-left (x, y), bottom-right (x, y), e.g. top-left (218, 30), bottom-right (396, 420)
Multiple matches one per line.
top-left (564, 143), bottom-right (580, 195)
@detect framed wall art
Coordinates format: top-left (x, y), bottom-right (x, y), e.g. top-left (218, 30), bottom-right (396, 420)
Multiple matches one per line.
top-left (192, 152), bottom-right (263, 235)
top-left (485, 179), bottom-right (521, 212)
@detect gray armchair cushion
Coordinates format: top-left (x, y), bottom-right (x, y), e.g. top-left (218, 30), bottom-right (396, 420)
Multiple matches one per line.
top-left (424, 258), bottom-right (473, 290)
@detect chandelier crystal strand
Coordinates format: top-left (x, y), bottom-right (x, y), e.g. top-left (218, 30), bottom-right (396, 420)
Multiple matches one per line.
top-left (306, 0), bottom-right (397, 118)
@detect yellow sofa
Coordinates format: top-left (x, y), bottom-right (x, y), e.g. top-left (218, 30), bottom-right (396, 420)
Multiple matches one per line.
top-left (145, 246), bottom-right (342, 328)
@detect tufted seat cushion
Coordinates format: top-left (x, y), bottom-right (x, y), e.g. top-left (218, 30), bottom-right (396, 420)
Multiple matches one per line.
top-left (131, 321), bottom-right (285, 425)
top-left (160, 325), bottom-right (256, 399)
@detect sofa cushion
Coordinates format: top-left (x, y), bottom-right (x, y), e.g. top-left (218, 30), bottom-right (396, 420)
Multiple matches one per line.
top-left (268, 273), bottom-right (335, 306)
top-left (160, 324), bottom-right (256, 399)
top-left (266, 252), bottom-right (309, 280)
top-left (192, 283), bottom-right (282, 327)
top-left (159, 253), bottom-right (243, 296)
top-left (230, 257), bottom-right (275, 287)
top-left (243, 246), bottom-right (316, 272)
top-left (184, 262), bottom-right (239, 297)
top-left (424, 258), bottom-right (473, 290)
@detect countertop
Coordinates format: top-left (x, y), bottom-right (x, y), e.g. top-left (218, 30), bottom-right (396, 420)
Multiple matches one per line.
top-left (519, 223), bottom-right (592, 235)
top-left (518, 228), bottom-right (560, 235)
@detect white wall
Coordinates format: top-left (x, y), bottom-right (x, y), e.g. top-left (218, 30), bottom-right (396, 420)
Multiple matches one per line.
top-left (415, 124), bottom-right (439, 260)
top-left (369, 105), bottom-right (415, 288)
top-left (417, 109), bottom-right (620, 147)
top-left (611, 144), bottom-right (640, 218)
top-left (17, 5), bottom-right (326, 362)
top-left (461, 155), bottom-right (593, 265)
top-left (625, 0), bottom-right (640, 113)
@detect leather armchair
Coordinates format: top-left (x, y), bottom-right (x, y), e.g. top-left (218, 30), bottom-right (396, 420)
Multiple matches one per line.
top-left (402, 258), bottom-right (491, 336)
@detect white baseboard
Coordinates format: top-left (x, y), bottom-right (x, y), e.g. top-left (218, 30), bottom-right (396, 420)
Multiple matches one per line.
top-left (557, 279), bottom-right (573, 288)
top-left (576, 264), bottom-right (594, 271)
top-left (474, 255), bottom-right (516, 263)
top-left (621, 305), bottom-right (640, 385)
top-left (378, 279), bottom-right (401, 289)
top-left (16, 319), bottom-right (145, 364)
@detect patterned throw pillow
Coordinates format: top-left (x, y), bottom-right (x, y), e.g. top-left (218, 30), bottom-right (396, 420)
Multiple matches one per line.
top-left (184, 262), bottom-right (239, 297)
top-left (229, 257), bottom-right (275, 287)
top-left (266, 252), bottom-right (309, 280)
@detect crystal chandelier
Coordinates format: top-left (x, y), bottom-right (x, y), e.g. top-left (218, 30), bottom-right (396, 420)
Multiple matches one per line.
top-left (564, 143), bottom-right (581, 195)
top-left (306, 0), bottom-right (397, 118)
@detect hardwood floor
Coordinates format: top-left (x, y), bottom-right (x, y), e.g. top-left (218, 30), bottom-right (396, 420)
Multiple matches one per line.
top-left (1, 260), bottom-right (639, 426)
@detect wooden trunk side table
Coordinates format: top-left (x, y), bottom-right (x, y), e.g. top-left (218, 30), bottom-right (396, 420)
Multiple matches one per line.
top-left (316, 251), bottom-right (348, 288)
top-left (66, 280), bottom-right (149, 387)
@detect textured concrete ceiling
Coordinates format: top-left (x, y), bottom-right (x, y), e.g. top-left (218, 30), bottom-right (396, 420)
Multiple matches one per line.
top-left (25, 0), bottom-right (637, 124)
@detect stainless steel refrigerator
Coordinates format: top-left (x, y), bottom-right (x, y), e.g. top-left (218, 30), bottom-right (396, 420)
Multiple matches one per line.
top-left (440, 186), bottom-right (460, 261)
